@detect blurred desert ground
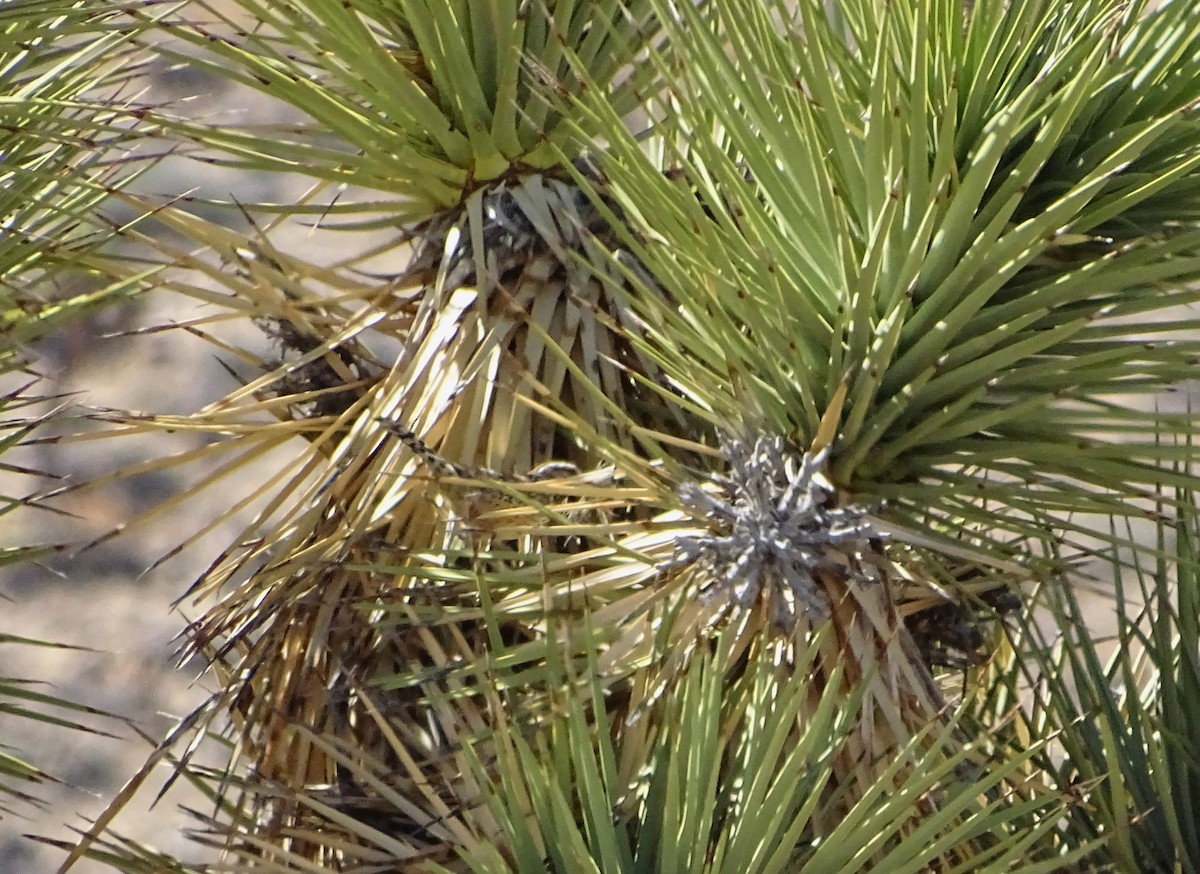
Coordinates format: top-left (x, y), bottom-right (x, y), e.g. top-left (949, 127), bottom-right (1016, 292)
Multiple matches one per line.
top-left (0, 10), bottom-right (407, 869)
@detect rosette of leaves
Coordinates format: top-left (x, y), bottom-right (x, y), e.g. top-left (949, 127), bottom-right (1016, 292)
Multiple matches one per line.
top-left (54, 0), bottom-right (694, 868)
top-left (530, 0), bottom-right (1200, 855)
top-left (53, 0), bottom-right (1200, 871)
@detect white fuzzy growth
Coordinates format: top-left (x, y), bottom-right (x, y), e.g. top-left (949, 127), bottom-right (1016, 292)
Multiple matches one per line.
top-left (675, 433), bottom-right (881, 627)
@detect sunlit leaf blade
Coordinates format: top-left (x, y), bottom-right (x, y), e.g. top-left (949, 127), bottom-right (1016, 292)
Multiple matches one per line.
top-left (0, 633), bottom-right (130, 821)
top-left (445, 621), bottom-right (1084, 874)
top-left (575, 0), bottom-right (1200, 562)
top-left (67, 619), bottom-right (1088, 873)
top-left (0, 0), bottom-right (157, 830)
top-left (992, 476), bottom-right (1200, 872)
top-left (121, 0), bottom-right (669, 220)
top-left (0, 3), bottom-right (156, 351)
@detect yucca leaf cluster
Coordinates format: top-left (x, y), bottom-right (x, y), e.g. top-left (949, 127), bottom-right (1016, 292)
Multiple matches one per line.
top-left (17, 0), bottom-right (1200, 871)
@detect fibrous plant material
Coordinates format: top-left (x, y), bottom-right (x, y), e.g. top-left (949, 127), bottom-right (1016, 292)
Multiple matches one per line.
top-left (374, 169), bottom-right (678, 478)
top-left (905, 583), bottom-right (1022, 669)
top-left (255, 314), bottom-right (376, 420)
top-left (77, 4), bottom-right (691, 865)
top-left (194, 166), bottom-right (682, 799)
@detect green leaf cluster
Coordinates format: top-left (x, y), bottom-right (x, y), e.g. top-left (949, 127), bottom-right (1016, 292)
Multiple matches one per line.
top-left (579, 0), bottom-right (1200, 558)
top-left (9, 1), bottom-right (1200, 872)
top-left (133, 0), bottom-right (665, 220)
